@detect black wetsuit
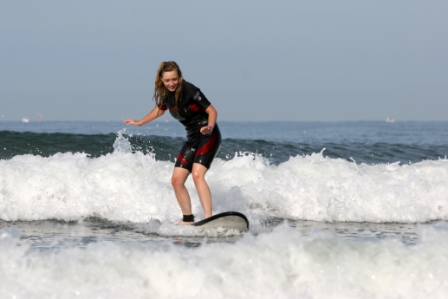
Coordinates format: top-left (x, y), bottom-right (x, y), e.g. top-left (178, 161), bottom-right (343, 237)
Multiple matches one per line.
top-left (159, 81), bottom-right (221, 172)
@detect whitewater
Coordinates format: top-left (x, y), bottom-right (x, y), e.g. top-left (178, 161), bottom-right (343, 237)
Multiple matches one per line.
top-left (1, 121), bottom-right (448, 298)
top-left (1, 132), bottom-right (447, 224)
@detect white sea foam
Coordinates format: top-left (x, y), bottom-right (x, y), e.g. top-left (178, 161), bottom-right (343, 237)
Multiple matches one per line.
top-left (1, 223), bottom-right (448, 299)
top-left (1, 135), bottom-right (448, 226)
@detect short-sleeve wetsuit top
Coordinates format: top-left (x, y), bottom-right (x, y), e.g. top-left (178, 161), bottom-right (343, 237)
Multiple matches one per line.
top-left (159, 80), bottom-right (222, 171)
top-left (159, 80), bottom-right (211, 137)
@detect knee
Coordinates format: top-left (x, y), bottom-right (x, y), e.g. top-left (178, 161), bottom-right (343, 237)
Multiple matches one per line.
top-left (191, 171), bottom-right (205, 185)
top-left (171, 175), bottom-right (185, 189)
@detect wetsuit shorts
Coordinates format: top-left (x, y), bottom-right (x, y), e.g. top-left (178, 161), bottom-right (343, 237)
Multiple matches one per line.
top-left (175, 124), bottom-right (222, 172)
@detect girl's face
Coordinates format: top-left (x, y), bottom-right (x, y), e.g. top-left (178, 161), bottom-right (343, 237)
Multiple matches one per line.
top-left (161, 70), bottom-right (179, 92)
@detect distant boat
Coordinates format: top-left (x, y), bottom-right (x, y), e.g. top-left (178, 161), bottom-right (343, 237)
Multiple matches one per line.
top-left (22, 117), bottom-right (30, 123)
top-left (385, 117), bottom-right (395, 123)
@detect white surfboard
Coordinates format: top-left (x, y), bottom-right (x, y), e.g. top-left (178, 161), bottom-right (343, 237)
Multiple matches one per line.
top-left (192, 211), bottom-right (249, 230)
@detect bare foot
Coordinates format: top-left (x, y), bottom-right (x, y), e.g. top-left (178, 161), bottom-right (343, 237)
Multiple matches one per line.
top-left (179, 221), bottom-right (194, 226)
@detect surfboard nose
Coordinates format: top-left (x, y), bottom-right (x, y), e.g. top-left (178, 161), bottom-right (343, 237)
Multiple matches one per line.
top-left (192, 211), bottom-right (249, 230)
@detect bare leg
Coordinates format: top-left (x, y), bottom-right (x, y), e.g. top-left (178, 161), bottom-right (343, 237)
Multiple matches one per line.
top-left (191, 163), bottom-right (213, 218)
top-left (171, 167), bottom-right (193, 224)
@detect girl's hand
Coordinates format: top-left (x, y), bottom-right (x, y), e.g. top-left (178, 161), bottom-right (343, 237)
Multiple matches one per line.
top-left (124, 119), bottom-right (141, 126)
top-left (200, 125), bottom-right (214, 135)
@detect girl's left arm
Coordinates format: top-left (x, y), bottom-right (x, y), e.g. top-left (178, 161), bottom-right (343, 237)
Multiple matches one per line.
top-left (200, 104), bottom-right (218, 135)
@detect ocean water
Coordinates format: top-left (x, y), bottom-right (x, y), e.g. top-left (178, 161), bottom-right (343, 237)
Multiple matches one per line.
top-left (1, 120), bottom-right (448, 298)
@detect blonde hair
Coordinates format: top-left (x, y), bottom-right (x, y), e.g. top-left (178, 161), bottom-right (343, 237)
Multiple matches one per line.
top-left (153, 61), bottom-right (183, 107)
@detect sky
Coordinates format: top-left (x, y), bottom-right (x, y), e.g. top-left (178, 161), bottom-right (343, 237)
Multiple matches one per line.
top-left (1, 0), bottom-right (447, 122)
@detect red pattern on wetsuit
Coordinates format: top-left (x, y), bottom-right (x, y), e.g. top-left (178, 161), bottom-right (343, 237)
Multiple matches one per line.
top-left (196, 132), bottom-right (217, 156)
top-left (177, 153), bottom-right (189, 165)
top-left (188, 103), bottom-right (199, 112)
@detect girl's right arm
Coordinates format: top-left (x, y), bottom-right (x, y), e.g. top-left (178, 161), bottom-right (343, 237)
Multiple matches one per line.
top-left (124, 105), bottom-right (165, 126)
